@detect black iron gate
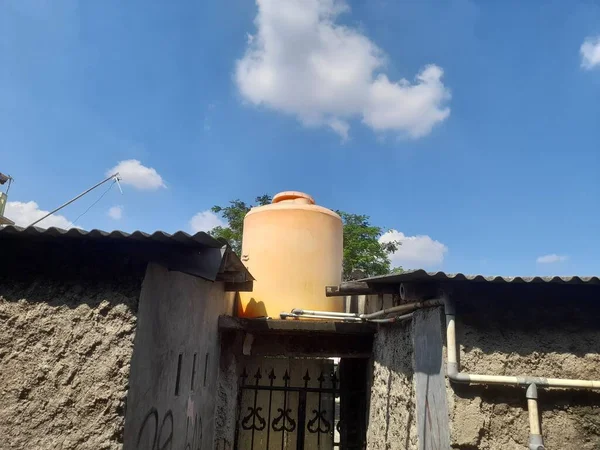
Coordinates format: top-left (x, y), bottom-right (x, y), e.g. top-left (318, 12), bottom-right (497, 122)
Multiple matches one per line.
top-left (233, 359), bottom-right (367, 450)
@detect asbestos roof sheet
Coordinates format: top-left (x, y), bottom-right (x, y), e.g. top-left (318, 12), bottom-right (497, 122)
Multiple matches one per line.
top-left (0, 225), bottom-right (225, 249)
top-left (360, 269), bottom-right (600, 285)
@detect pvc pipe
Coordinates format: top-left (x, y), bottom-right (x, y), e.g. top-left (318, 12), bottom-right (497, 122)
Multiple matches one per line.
top-left (280, 312), bottom-right (414, 324)
top-left (444, 297), bottom-right (600, 389)
top-left (291, 309), bottom-right (359, 318)
top-left (526, 384), bottom-right (545, 450)
top-left (284, 298), bottom-right (442, 323)
top-left (360, 298), bottom-right (443, 320)
top-left (279, 312), bottom-right (363, 322)
top-left (444, 296), bottom-right (600, 449)
top-left (368, 313), bottom-right (414, 323)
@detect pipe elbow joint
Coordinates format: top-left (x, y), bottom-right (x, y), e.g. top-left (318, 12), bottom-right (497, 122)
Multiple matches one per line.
top-left (446, 363), bottom-right (471, 384)
top-left (526, 383), bottom-right (538, 399)
top-left (444, 296), bottom-right (456, 315)
top-left (529, 434), bottom-right (545, 450)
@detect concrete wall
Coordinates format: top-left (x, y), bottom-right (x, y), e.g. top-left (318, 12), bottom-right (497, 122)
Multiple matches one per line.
top-left (448, 289), bottom-right (600, 450)
top-left (123, 263), bottom-right (235, 450)
top-left (0, 266), bottom-right (141, 449)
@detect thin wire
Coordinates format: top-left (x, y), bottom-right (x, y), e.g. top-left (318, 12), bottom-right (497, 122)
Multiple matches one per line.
top-left (71, 180), bottom-right (116, 226)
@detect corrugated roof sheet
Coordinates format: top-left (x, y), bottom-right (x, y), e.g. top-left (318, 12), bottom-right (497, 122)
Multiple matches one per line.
top-left (0, 225), bottom-right (254, 282)
top-left (360, 269), bottom-right (600, 285)
top-left (0, 225), bottom-right (225, 248)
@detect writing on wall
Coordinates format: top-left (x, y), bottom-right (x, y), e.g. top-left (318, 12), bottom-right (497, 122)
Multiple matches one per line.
top-left (137, 407), bottom-right (203, 450)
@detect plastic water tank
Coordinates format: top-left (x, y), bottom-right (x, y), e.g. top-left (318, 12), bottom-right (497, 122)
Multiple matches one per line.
top-left (239, 191), bottom-right (343, 318)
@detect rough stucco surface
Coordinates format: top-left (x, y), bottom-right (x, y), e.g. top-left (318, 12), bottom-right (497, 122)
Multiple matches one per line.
top-left (366, 320), bottom-right (418, 450)
top-left (0, 276), bottom-right (139, 450)
top-left (449, 295), bottom-right (600, 450)
top-left (214, 332), bottom-right (240, 450)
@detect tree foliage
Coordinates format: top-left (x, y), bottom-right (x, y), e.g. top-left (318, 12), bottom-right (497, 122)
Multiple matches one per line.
top-left (210, 195), bottom-right (400, 279)
top-left (209, 195), bottom-right (272, 255)
top-left (337, 211), bottom-right (399, 280)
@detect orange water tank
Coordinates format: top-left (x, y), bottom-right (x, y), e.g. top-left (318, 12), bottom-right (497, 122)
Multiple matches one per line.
top-left (239, 191), bottom-right (343, 318)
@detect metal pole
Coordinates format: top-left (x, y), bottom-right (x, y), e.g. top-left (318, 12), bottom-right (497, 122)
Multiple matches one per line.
top-left (29, 173), bottom-right (119, 227)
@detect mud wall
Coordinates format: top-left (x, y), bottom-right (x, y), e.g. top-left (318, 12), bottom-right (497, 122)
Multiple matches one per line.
top-left (448, 285), bottom-right (600, 450)
top-left (123, 263), bottom-right (235, 450)
top-left (0, 264), bottom-right (142, 449)
top-left (366, 317), bottom-right (418, 449)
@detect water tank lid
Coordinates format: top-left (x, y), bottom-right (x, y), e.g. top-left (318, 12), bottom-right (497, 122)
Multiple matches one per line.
top-left (272, 191), bottom-right (315, 205)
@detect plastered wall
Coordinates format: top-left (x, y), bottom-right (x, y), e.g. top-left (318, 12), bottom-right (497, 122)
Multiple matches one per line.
top-left (123, 263), bottom-right (234, 450)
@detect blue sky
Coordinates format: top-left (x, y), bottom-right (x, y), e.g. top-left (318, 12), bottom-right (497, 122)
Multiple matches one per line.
top-left (2, 0), bottom-right (600, 276)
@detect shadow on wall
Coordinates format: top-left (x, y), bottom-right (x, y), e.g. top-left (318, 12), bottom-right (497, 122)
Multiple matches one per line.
top-left (240, 297), bottom-right (268, 318)
top-left (0, 240), bottom-right (150, 310)
top-left (455, 283), bottom-right (600, 358)
top-left (447, 283), bottom-right (600, 449)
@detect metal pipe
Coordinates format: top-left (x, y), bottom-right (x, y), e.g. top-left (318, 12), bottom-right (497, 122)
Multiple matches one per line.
top-left (284, 298), bottom-right (443, 323)
top-left (29, 173), bottom-right (119, 227)
top-left (359, 298), bottom-right (443, 320)
top-left (291, 309), bottom-right (359, 318)
top-left (368, 313), bottom-right (414, 323)
top-left (444, 297), bottom-right (600, 389)
top-left (279, 312), bottom-right (363, 322)
top-left (526, 384), bottom-right (545, 450)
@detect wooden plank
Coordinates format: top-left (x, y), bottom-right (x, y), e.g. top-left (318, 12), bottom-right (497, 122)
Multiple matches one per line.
top-left (413, 307), bottom-right (451, 450)
top-left (223, 280), bottom-right (254, 292)
top-left (326, 281), bottom-right (399, 297)
top-left (218, 315), bottom-right (377, 335)
top-left (326, 281), bottom-right (373, 296)
top-left (239, 333), bottom-right (373, 358)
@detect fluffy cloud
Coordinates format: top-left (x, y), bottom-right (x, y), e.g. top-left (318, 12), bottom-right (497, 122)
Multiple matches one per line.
top-left (108, 205), bottom-right (123, 220)
top-left (536, 254), bottom-right (568, 264)
top-left (189, 210), bottom-right (226, 233)
top-left (581, 35), bottom-right (600, 70)
top-left (235, 0), bottom-right (450, 139)
top-left (379, 229), bottom-right (447, 268)
top-left (5, 201), bottom-right (74, 229)
top-left (106, 160), bottom-right (165, 191)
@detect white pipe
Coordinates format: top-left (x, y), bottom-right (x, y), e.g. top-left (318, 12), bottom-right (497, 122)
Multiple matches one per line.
top-left (283, 299), bottom-right (442, 324)
top-left (291, 309), bottom-right (359, 318)
top-left (444, 296), bottom-right (600, 449)
top-left (279, 312), bottom-right (363, 322)
top-left (526, 384), bottom-right (545, 450)
top-left (444, 297), bottom-right (600, 389)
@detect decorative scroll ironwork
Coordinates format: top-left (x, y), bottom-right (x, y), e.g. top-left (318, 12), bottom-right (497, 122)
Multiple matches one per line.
top-left (234, 364), bottom-right (340, 450)
top-left (272, 371), bottom-right (296, 433)
top-left (306, 372), bottom-right (332, 441)
top-left (241, 407), bottom-right (266, 431)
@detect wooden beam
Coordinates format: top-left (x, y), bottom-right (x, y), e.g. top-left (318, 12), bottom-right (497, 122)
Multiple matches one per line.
top-left (414, 307), bottom-right (451, 449)
top-left (244, 333), bottom-right (373, 358)
top-left (326, 281), bottom-right (373, 296)
top-left (326, 281), bottom-right (399, 297)
top-left (218, 315), bottom-right (376, 335)
top-left (223, 280), bottom-right (253, 292)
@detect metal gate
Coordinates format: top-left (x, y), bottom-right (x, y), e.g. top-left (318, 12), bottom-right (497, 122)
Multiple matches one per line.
top-left (234, 358), bottom-right (366, 450)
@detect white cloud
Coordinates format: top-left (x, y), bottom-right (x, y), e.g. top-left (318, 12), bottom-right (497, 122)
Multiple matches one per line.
top-left (379, 229), bottom-right (448, 268)
top-left (581, 35), bottom-right (600, 70)
top-left (189, 210), bottom-right (227, 233)
top-left (106, 160), bottom-right (165, 191)
top-left (5, 201), bottom-right (74, 229)
top-left (108, 205), bottom-right (123, 220)
top-left (235, 0), bottom-right (450, 140)
top-left (536, 254), bottom-right (568, 264)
